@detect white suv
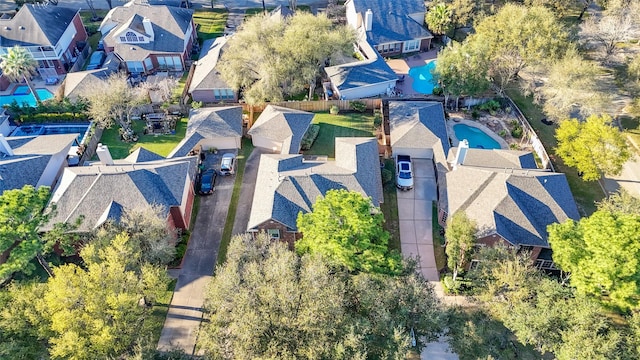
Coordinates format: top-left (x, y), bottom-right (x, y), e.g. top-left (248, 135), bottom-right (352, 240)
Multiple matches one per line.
top-left (219, 153), bottom-right (236, 176)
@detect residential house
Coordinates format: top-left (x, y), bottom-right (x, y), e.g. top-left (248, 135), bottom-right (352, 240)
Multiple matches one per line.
top-left (447, 140), bottom-right (537, 170)
top-left (247, 137), bottom-right (383, 245)
top-left (188, 37), bottom-right (237, 103)
top-left (0, 4), bottom-right (88, 85)
top-left (441, 146), bottom-right (580, 270)
top-left (168, 106), bottom-right (242, 157)
top-left (62, 69), bottom-right (112, 100)
top-left (45, 144), bottom-right (197, 231)
top-left (99, 2), bottom-right (195, 74)
top-left (0, 133), bottom-right (77, 194)
top-left (345, 0), bottom-right (433, 56)
top-left (324, 0), bottom-right (433, 99)
top-left (248, 105), bottom-right (314, 154)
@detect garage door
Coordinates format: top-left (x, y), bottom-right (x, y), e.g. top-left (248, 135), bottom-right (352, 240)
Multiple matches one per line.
top-left (392, 147), bottom-right (433, 159)
top-left (203, 137), bottom-right (240, 150)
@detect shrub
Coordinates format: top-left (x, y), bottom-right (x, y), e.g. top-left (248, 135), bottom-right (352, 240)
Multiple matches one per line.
top-left (191, 101), bottom-right (203, 109)
top-left (85, 24), bottom-right (99, 36)
top-left (350, 100), bottom-right (366, 113)
top-left (19, 112), bottom-right (88, 123)
top-left (300, 125), bottom-right (320, 150)
top-left (471, 109), bottom-right (479, 119)
top-left (330, 105), bottom-right (339, 115)
top-left (478, 99), bottom-right (501, 113)
top-left (381, 168), bottom-right (393, 184)
top-left (442, 275), bottom-right (462, 295)
top-left (498, 129), bottom-right (507, 138)
top-left (432, 87), bottom-right (444, 96)
top-left (373, 113), bottom-right (382, 128)
top-left (509, 143), bottom-right (520, 150)
top-left (511, 125), bottom-right (523, 138)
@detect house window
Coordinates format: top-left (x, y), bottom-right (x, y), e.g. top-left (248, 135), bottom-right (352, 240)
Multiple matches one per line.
top-left (378, 43), bottom-right (401, 54)
top-left (267, 229), bottom-right (280, 240)
top-left (469, 259), bottom-right (481, 271)
top-left (127, 61), bottom-right (144, 73)
top-left (143, 57), bottom-right (153, 71)
top-left (126, 31), bottom-right (138, 42)
top-left (120, 36), bottom-right (126, 42)
top-left (403, 40), bottom-right (420, 53)
top-left (157, 56), bottom-right (182, 71)
top-left (213, 88), bottom-right (234, 100)
top-left (535, 260), bottom-right (556, 270)
top-left (138, 37), bottom-right (144, 41)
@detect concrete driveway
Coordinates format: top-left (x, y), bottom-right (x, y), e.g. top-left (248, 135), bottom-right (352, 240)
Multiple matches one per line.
top-left (157, 150), bottom-right (236, 355)
top-left (232, 147), bottom-right (266, 235)
top-left (397, 158), bottom-right (439, 281)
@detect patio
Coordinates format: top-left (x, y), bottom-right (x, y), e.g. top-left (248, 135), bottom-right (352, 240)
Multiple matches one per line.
top-left (386, 49), bottom-right (439, 97)
top-left (143, 112), bottom-right (177, 135)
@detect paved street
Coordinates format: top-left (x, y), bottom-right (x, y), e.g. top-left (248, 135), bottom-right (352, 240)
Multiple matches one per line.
top-left (156, 151), bottom-right (235, 355)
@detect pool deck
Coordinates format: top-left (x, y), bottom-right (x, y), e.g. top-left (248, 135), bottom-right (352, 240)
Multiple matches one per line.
top-left (386, 48), bottom-right (439, 97)
top-left (0, 76), bottom-right (63, 97)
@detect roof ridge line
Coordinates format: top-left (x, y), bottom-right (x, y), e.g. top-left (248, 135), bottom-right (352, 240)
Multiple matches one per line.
top-left (64, 172), bottom-right (103, 224)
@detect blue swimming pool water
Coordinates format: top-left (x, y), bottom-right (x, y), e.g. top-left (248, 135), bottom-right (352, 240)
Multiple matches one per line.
top-left (0, 89), bottom-right (54, 107)
top-left (13, 85), bottom-right (30, 95)
top-left (453, 124), bottom-right (501, 149)
top-left (11, 123), bottom-right (90, 143)
top-left (408, 61), bottom-right (437, 94)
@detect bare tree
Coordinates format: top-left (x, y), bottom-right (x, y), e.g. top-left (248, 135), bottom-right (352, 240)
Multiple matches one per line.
top-left (580, 6), bottom-right (637, 58)
top-left (84, 72), bottom-right (149, 129)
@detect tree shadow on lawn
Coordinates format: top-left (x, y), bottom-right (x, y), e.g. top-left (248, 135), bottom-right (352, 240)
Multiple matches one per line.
top-left (305, 123), bottom-right (374, 158)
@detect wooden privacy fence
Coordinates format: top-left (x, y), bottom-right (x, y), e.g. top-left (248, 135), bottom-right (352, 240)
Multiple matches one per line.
top-left (240, 99), bottom-right (382, 113)
top-left (499, 97), bottom-right (554, 171)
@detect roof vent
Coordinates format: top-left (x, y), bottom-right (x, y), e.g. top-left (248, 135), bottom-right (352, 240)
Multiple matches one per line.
top-left (19, 26), bottom-right (25, 30)
top-left (3, 26), bottom-right (9, 30)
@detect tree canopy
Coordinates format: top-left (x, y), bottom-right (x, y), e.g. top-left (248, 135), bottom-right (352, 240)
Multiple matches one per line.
top-left (0, 232), bottom-right (171, 359)
top-left (548, 209), bottom-right (640, 311)
top-left (0, 45), bottom-right (40, 104)
top-left (555, 114), bottom-right (630, 181)
top-left (445, 211), bottom-right (477, 281)
top-left (0, 185), bottom-right (52, 280)
top-left (295, 189), bottom-right (402, 275)
top-left (199, 233), bottom-right (443, 359)
top-left (218, 12), bottom-right (355, 104)
top-left (425, 2), bottom-right (453, 36)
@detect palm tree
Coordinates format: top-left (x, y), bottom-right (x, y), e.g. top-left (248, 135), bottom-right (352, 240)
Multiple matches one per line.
top-left (0, 45), bottom-right (41, 104)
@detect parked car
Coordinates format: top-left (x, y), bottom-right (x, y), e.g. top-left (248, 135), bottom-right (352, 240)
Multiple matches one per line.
top-left (396, 155), bottom-right (413, 191)
top-left (199, 168), bottom-right (217, 195)
top-left (86, 51), bottom-right (106, 70)
top-left (219, 153), bottom-right (236, 176)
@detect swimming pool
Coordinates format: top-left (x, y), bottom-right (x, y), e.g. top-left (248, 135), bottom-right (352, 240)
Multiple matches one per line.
top-left (453, 124), bottom-right (501, 149)
top-left (11, 123), bottom-right (91, 143)
top-left (408, 61), bottom-right (437, 94)
top-left (0, 88), bottom-right (54, 107)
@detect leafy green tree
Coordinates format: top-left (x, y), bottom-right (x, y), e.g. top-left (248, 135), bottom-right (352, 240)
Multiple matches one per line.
top-left (425, 2), bottom-right (453, 36)
top-left (597, 189), bottom-right (640, 214)
top-left (445, 211), bottom-right (477, 281)
top-left (446, 0), bottom-right (479, 31)
top-left (555, 114), bottom-right (630, 181)
top-left (296, 189), bottom-right (402, 275)
top-left (548, 209), bottom-right (640, 311)
top-left (471, 4), bottom-right (568, 91)
top-left (199, 233), bottom-right (442, 359)
top-left (0, 185), bottom-right (52, 280)
top-left (524, 0), bottom-right (574, 18)
top-left (539, 49), bottom-right (611, 121)
top-left (0, 46), bottom-right (41, 104)
top-left (42, 232), bottom-right (170, 359)
top-left (219, 13), bottom-right (354, 105)
top-left (434, 40), bottom-right (490, 109)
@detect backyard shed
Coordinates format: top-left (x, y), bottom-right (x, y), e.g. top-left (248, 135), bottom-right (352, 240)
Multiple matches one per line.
top-left (168, 106), bottom-right (242, 158)
top-left (248, 105), bottom-right (314, 154)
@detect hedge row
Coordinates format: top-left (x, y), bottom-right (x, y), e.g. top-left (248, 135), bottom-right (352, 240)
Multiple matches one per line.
top-left (300, 125), bottom-right (321, 151)
top-left (19, 113), bottom-right (89, 123)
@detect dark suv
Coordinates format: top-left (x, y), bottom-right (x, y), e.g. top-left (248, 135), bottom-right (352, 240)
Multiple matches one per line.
top-left (199, 168), bottom-right (217, 195)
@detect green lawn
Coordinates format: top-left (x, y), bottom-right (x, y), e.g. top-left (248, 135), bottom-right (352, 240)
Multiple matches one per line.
top-left (193, 9), bottom-right (228, 43)
top-left (80, 10), bottom-right (109, 52)
top-left (144, 279), bottom-right (177, 349)
top-left (306, 112), bottom-right (375, 158)
top-left (505, 88), bottom-right (604, 215)
top-left (99, 118), bottom-right (188, 159)
top-left (380, 159), bottom-right (400, 253)
top-left (217, 138), bottom-right (255, 265)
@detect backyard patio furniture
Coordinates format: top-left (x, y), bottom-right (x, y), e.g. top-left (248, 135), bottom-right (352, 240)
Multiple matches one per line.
top-left (45, 77), bottom-right (59, 85)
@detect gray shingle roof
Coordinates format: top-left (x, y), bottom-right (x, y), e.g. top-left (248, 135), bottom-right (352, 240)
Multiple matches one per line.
top-left (351, 0), bottom-right (432, 45)
top-left (389, 101), bottom-right (450, 154)
top-left (248, 105), bottom-right (314, 154)
top-left (46, 156), bottom-right (196, 231)
top-left (445, 166), bottom-right (580, 247)
top-left (168, 106), bottom-right (242, 158)
top-left (0, 134), bottom-right (77, 193)
top-left (247, 137), bottom-right (382, 231)
top-left (63, 69), bottom-right (113, 100)
top-left (188, 37), bottom-right (231, 92)
top-left (447, 147), bottom-right (537, 169)
top-left (100, 3), bottom-right (193, 62)
top-left (123, 147), bottom-right (165, 163)
top-left (0, 5), bottom-right (79, 47)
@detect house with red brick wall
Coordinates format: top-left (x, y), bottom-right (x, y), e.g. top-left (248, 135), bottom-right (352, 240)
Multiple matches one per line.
top-left (99, 2), bottom-right (195, 74)
top-left (0, 4), bottom-right (89, 87)
top-left (44, 146), bottom-right (197, 232)
top-left (439, 145), bottom-right (580, 271)
top-left (247, 137), bottom-right (383, 245)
